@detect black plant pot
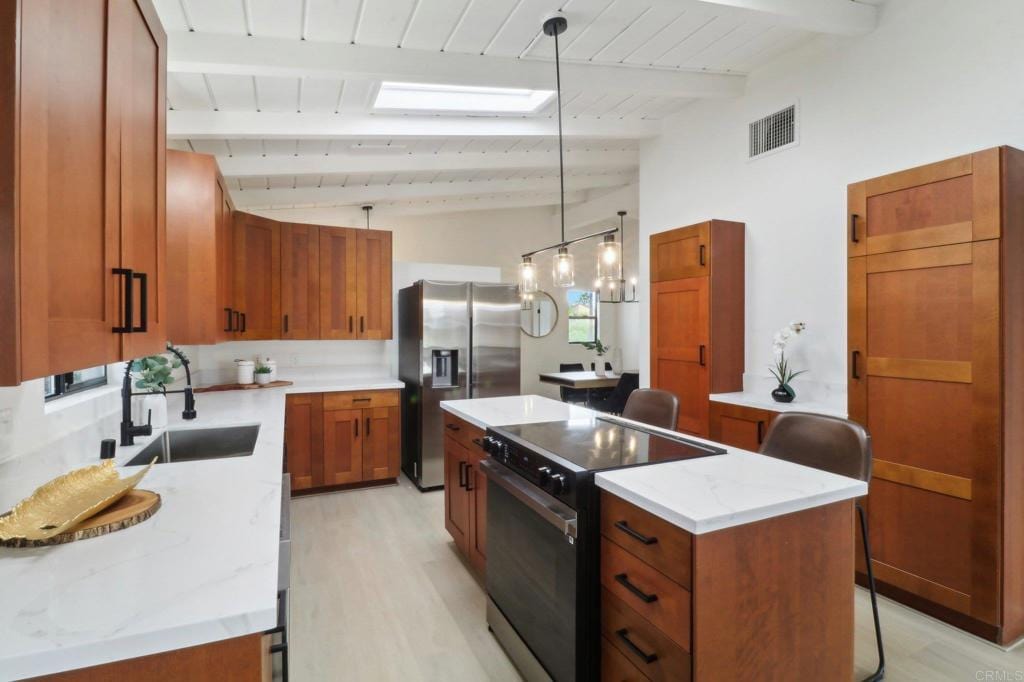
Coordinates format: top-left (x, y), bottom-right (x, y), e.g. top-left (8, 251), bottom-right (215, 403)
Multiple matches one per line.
top-left (771, 384), bottom-right (795, 403)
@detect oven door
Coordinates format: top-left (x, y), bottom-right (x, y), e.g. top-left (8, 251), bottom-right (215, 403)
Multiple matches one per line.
top-left (482, 459), bottom-right (580, 682)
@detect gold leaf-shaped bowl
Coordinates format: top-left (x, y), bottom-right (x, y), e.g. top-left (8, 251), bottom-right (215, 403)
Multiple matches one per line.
top-left (0, 458), bottom-right (156, 542)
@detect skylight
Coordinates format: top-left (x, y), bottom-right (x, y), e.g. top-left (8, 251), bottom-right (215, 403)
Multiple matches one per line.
top-left (373, 82), bottom-right (555, 114)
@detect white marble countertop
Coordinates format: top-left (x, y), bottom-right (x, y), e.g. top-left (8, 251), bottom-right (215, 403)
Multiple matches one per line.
top-left (0, 372), bottom-right (403, 680)
top-left (710, 390), bottom-right (848, 419)
top-left (440, 395), bottom-right (866, 535)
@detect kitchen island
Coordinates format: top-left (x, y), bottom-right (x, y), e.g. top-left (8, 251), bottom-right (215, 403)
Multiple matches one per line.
top-left (0, 370), bottom-right (402, 681)
top-left (441, 395), bottom-right (867, 680)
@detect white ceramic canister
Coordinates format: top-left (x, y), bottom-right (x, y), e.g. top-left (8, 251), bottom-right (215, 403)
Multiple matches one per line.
top-left (263, 359), bottom-right (277, 382)
top-left (236, 360), bottom-right (255, 385)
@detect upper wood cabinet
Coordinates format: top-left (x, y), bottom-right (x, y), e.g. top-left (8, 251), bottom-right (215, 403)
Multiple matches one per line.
top-left (281, 223), bottom-right (320, 339)
top-left (319, 227), bottom-right (359, 339)
top-left (649, 221), bottom-right (744, 436)
top-left (356, 230), bottom-right (393, 340)
top-left (0, 0), bottom-right (167, 384)
top-left (233, 212), bottom-right (281, 340)
top-left (848, 146), bottom-right (1024, 645)
top-left (215, 177), bottom-right (234, 342)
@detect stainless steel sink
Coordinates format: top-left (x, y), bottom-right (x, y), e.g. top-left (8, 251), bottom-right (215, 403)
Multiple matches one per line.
top-left (125, 425), bottom-right (260, 466)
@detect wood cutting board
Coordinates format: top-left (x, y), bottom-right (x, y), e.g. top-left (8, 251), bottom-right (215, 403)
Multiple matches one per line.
top-left (194, 380), bottom-right (293, 393)
top-left (0, 490), bottom-right (161, 548)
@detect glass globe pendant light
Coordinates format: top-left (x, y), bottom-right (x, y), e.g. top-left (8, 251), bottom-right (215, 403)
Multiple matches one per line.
top-left (545, 14), bottom-right (575, 287)
top-left (552, 247), bottom-right (575, 287)
top-left (597, 233), bottom-right (621, 282)
top-left (518, 256), bottom-right (539, 295)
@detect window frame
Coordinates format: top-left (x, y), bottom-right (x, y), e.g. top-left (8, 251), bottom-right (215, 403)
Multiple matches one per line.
top-left (44, 367), bottom-right (109, 402)
top-left (566, 288), bottom-right (599, 345)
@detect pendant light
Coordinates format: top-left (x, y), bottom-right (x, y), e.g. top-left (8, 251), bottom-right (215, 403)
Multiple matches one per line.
top-left (597, 210), bottom-right (638, 304)
top-left (597, 232), bottom-right (621, 282)
top-left (362, 205), bottom-right (373, 229)
top-left (519, 256), bottom-right (539, 295)
top-left (544, 14), bottom-right (574, 287)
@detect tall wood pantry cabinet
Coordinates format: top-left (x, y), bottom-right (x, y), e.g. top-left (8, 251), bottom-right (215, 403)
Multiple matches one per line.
top-left (649, 220), bottom-right (744, 436)
top-left (0, 0), bottom-right (167, 384)
top-left (848, 146), bottom-right (1024, 644)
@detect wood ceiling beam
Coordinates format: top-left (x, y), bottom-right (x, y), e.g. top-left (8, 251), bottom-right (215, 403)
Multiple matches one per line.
top-left (216, 149), bottom-right (638, 178)
top-left (231, 174), bottom-right (635, 209)
top-left (167, 32), bottom-right (745, 99)
top-left (168, 111), bottom-right (660, 140)
top-left (683, 0), bottom-right (877, 36)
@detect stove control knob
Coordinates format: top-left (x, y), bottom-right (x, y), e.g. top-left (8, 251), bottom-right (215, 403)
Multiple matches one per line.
top-left (549, 474), bottom-right (567, 495)
top-left (481, 437), bottom-right (495, 454)
top-left (536, 466), bottom-right (551, 484)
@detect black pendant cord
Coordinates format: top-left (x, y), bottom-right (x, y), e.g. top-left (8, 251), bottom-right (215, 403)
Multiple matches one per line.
top-left (554, 26), bottom-right (565, 244)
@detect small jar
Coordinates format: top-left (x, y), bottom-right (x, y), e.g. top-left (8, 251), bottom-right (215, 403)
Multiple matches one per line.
top-left (236, 360), bottom-right (255, 385)
top-left (263, 359), bottom-right (277, 382)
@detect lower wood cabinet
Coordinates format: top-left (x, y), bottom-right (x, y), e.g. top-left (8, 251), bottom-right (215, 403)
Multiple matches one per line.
top-left (599, 491), bottom-right (854, 680)
top-left (708, 401), bottom-right (777, 452)
top-left (286, 390), bottom-right (400, 494)
top-left (443, 413), bottom-right (488, 576)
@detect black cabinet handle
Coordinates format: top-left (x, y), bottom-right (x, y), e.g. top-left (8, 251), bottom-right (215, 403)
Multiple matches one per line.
top-left (232, 310), bottom-right (240, 331)
top-left (852, 350), bottom-right (861, 379)
top-left (240, 312), bottom-right (246, 333)
top-left (132, 271), bottom-right (148, 333)
top-left (850, 214), bottom-right (861, 243)
top-left (757, 420), bottom-right (765, 444)
top-left (446, 423), bottom-right (460, 432)
top-left (458, 460), bottom-right (467, 488)
top-left (224, 307), bottom-right (233, 332)
top-left (283, 314), bottom-right (289, 334)
top-left (354, 418), bottom-right (359, 438)
top-left (615, 628), bottom-right (658, 664)
top-left (471, 437), bottom-right (484, 448)
top-left (112, 268), bottom-right (134, 333)
top-left (465, 464), bottom-right (474, 491)
top-left (348, 315), bottom-right (353, 333)
top-left (360, 316), bottom-right (365, 334)
top-left (699, 244), bottom-right (706, 266)
top-left (698, 345), bottom-right (706, 367)
top-left (614, 520), bottom-right (658, 545)
top-left (614, 573), bottom-right (658, 604)
top-left (365, 416), bottom-right (370, 437)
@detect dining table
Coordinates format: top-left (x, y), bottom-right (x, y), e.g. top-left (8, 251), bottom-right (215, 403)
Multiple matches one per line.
top-left (538, 370), bottom-right (633, 390)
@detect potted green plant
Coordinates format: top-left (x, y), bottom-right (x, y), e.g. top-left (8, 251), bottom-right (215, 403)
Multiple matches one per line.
top-left (581, 339), bottom-right (611, 377)
top-left (130, 345), bottom-right (185, 428)
top-left (769, 322), bottom-right (807, 403)
top-left (254, 364), bottom-right (273, 386)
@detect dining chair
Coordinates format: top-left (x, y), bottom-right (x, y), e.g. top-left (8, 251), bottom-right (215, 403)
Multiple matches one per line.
top-left (558, 363), bottom-right (589, 404)
top-left (759, 412), bottom-right (884, 682)
top-left (620, 389), bottom-right (679, 430)
top-left (588, 372), bottom-right (639, 415)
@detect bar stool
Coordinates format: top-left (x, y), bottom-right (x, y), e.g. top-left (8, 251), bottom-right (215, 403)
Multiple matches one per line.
top-left (620, 388), bottom-right (677, 430)
top-left (759, 412), bottom-right (884, 682)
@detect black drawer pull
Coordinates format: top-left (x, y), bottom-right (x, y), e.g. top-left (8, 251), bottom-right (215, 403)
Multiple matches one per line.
top-left (446, 423), bottom-right (460, 431)
top-left (365, 416), bottom-right (371, 436)
top-left (852, 350), bottom-right (861, 380)
top-left (616, 628), bottom-right (658, 664)
top-left (283, 314), bottom-right (289, 333)
top-left (698, 344), bottom-right (706, 367)
top-left (472, 437), bottom-right (484, 447)
top-left (614, 520), bottom-right (658, 545)
top-left (614, 573), bottom-right (658, 603)
top-left (699, 244), bottom-right (706, 266)
top-left (465, 464), bottom-right (474, 491)
top-left (348, 315), bottom-right (353, 333)
top-left (360, 316), bottom-right (365, 333)
top-left (458, 460), bottom-right (467, 488)
top-left (850, 213), bottom-right (860, 243)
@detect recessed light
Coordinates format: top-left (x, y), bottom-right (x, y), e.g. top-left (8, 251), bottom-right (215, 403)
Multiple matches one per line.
top-left (373, 81), bottom-right (554, 114)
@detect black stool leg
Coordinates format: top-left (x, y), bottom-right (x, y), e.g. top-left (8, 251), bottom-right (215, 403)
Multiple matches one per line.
top-left (857, 502), bottom-right (885, 681)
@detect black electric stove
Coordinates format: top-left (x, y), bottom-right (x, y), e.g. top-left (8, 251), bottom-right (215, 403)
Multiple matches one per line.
top-left (480, 418), bottom-right (724, 681)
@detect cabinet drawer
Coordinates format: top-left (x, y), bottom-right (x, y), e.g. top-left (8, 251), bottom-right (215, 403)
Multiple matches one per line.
top-left (323, 390), bottom-right (399, 410)
top-left (601, 635), bottom-right (648, 682)
top-left (443, 413), bottom-right (485, 450)
top-left (602, 589), bottom-right (692, 681)
top-left (601, 492), bottom-right (692, 589)
top-left (601, 540), bottom-right (691, 652)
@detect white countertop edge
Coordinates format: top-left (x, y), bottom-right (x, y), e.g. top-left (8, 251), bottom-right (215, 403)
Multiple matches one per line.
top-left (709, 391), bottom-right (848, 419)
top-left (439, 402), bottom-right (489, 430)
top-left (595, 474), bottom-right (868, 535)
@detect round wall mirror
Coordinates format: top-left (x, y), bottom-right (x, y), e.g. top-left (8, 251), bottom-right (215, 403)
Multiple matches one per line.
top-left (521, 292), bottom-right (558, 338)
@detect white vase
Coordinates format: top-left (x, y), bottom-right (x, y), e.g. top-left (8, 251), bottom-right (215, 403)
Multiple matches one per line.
top-left (594, 359), bottom-right (607, 377)
top-left (255, 372), bottom-right (272, 385)
top-left (137, 393), bottom-right (168, 429)
top-left (236, 360), bottom-right (255, 385)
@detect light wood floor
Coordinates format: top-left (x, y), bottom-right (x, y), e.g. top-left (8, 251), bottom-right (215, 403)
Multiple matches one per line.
top-left (290, 478), bottom-right (1024, 681)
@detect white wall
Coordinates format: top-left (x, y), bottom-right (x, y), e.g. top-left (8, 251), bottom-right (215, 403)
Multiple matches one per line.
top-left (638, 0), bottom-right (1024, 399)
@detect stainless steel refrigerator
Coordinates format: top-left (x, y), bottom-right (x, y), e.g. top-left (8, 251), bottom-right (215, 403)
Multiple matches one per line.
top-left (399, 281), bottom-right (521, 491)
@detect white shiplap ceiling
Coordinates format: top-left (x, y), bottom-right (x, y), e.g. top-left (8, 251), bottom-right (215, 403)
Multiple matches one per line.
top-left (157, 0), bottom-right (879, 213)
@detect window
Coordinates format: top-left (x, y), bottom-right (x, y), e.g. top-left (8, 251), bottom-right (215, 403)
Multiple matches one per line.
top-left (567, 289), bottom-right (598, 344)
top-left (373, 81), bottom-right (554, 114)
top-left (44, 365), bottom-right (108, 401)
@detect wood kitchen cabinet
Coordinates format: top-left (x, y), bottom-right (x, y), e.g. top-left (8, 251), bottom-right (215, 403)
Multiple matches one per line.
top-left (443, 413), bottom-right (489, 576)
top-left (649, 221), bottom-right (744, 436)
top-left (356, 230), bottom-right (393, 340)
top-left (319, 227), bottom-right (359, 339)
top-left (848, 146), bottom-right (1024, 644)
top-left (285, 390), bottom-right (401, 494)
top-left (166, 151), bottom-right (237, 345)
top-left (0, 0), bottom-right (167, 384)
top-left (281, 223), bottom-right (320, 339)
top-left (233, 212), bottom-right (281, 340)
top-left (708, 401), bottom-right (777, 452)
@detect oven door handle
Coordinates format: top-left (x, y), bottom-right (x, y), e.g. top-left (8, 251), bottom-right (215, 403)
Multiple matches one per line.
top-left (480, 459), bottom-right (578, 539)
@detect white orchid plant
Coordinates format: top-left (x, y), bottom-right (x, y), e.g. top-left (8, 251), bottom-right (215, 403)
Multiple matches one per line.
top-left (769, 322), bottom-right (807, 399)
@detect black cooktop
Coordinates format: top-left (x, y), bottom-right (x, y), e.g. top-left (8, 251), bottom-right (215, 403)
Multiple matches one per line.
top-left (493, 418), bottom-right (724, 473)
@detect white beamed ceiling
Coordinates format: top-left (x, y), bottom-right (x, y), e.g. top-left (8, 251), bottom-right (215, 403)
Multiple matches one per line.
top-left (157, 0), bottom-right (878, 213)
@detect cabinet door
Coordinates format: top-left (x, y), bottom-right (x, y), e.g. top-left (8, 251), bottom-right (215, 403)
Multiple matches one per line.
top-left (444, 435), bottom-right (470, 554)
top-left (322, 409), bottom-right (363, 486)
top-left (650, 223), bottom-right (708, 282)
top-left (849, 241), bottom-right (1000, 624)
top-left (234, 212), bottom-right (280, 340)
top-left (15, 0), bottom-right (124, 380)
top-left (215, 178), bottom-right (234, 341)
top-left (116, 0), bottom-right (166, 359)
top-left (281, 223), bottom-right (319, 339)
top-left (467, 445), bottom-right (488, 575)
top-left (709, 402), bottom-right (775, 452)
top-left (650, 277), bottom-right (709, 435)
top-left (356, 230), bottom-right (392, 340)
top-left (286, 393), bottom-right (323, 491)
top-left (319, 227), bottom-right (358, 339)
top-left (361, 405), bottom-right (400, 481)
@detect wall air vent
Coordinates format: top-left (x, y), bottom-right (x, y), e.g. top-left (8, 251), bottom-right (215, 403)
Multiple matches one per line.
top-left (749, 104), bottom-right (797, 159)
